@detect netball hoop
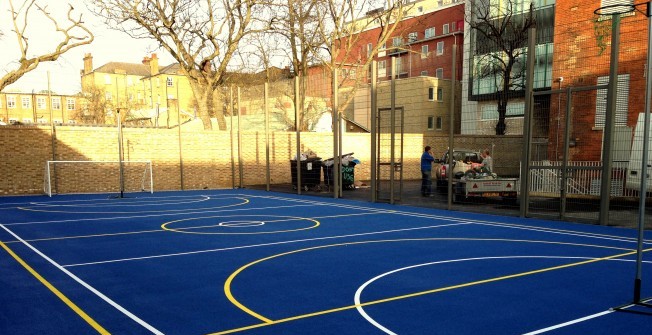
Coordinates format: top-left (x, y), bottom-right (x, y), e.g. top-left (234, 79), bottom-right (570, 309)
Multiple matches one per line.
top-left (594, 2), bottom-right (650, 17)
top-left (593, 1), bottom-right (652, 310)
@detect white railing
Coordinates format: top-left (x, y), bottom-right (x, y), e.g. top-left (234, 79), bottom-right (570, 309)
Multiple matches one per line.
top-left (529, 160), bottom-right (635, 197)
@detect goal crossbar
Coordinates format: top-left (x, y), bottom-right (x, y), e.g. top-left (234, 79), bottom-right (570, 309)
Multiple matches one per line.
top-left (44, 160), bottom-right (154, 197)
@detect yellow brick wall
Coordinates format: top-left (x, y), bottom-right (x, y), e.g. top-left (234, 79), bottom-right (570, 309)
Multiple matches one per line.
top-left (0, 125), bottom-right (429, 195)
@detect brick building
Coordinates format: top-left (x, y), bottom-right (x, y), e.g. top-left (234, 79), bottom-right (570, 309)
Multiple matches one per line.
top-left (335, 0), bottom-right (465, 134)
top-left (551, 0), bottom-right (647, 162)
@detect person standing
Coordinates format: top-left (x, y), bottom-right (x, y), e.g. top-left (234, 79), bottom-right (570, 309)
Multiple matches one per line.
top-left (421, 146), bottom-right (435, 196)
top-left (481, 148), bottom-right (494, 172)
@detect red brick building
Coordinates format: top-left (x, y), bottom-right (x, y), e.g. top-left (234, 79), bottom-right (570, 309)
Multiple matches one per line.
top-left (551, 0), bottom-right (648, 162)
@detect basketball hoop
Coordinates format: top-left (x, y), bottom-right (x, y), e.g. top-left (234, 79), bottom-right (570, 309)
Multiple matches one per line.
top-left (594, 3), bottom-right (636, 16)
top-left (594, 2), bottom-right (651, 17)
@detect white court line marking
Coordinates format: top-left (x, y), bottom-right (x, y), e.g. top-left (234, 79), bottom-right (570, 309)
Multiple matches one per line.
top-left (63, 222), bottom-right (472, 267)
top-left (3, 203), bottom-right (322, 226)
top-left (0, 223), bottom-right (164, 335)
top-left (353, 256), bottom-right (642, 335)
top-left (56, 204), bottom-right (643, 267)
top-left (238, 194), bottom-right (649, 243)
top-left (521, 310), bottom-right (615, 334)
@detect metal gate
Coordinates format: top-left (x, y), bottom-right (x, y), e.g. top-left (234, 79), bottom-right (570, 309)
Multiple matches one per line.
top-left (528, 85), bottom-right (609, 223)
top-left (376, 107), bottom-right (404, 203)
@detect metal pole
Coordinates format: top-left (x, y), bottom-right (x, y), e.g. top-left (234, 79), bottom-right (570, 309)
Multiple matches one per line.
top-left (333, 68), bottom-right (340, 198)
top-left (177, 80), bottom-right (184, 190)
top-left (448, 45), bottom-right (458, 209)
top-left (390, 57), bottom-right (396, 204)
top-left (48, 71), bottom-right (57, 194)
top-left (560, 87), bottom-right (573, 220)
top-left (520, 26), bottom-right (537, 217)
top-left (230, 86), bottom-right (236, 189)
top-left (237, 87), bottom-right (243, 188)
top-left (117, 109), bottom-right (125, 198)
top-left (295, 76), bottom-right (302, 194)
top-left (599, 14), bottom-right (621, 225)
top-left (265, 83), bottom-right (271, 191)
top-left (371, 61), bottom-right (378, 202)
top-left (633, 2), bottom-right (652, 303)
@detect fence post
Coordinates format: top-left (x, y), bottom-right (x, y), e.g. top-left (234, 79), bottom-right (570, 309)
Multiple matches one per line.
top-left (520, 26), bottom-right (536, 217)
top-left (599, 14), bottom-right (621, 225)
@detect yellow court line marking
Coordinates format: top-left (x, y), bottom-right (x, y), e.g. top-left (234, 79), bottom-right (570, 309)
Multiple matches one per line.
top-left (217, 241), bottom-right (651, 335)
top-left (0, 241), bottom-right (109, 334)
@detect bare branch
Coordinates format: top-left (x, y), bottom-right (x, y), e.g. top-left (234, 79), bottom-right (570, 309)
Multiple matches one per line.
top-left (0, 0), bottom-right (94, 91)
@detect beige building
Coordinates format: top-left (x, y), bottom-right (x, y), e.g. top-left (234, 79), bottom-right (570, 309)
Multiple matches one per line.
top-left (80, 53), bottom-right (195, 127)
top-left (0, 91), bottom-right (81, 125)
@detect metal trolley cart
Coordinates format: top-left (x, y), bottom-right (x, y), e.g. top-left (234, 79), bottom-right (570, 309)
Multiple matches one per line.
top-left (290, 157), bottom-right (322, 191)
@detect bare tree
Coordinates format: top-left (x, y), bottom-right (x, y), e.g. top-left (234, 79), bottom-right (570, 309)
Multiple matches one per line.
top-left (90, 0), bottom-right (269, 130)
top-left (467, 0), bottom-right (535, 135)
top-left (0, 0), bottom-right (93, 91)
top-left (317, 0), bottom-right (408, 121)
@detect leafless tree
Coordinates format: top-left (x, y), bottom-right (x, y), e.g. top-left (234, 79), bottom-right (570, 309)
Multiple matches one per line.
top-left (90, 0), bottom-right (269, 130)
top-left (467, 0), bottom-right (535, 135)
top-left (316, 0), bottom-right (408, 122)
top-left (0, 0), bottom-right (93, 91)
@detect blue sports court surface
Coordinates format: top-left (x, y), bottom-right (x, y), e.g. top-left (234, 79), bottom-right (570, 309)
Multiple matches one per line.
top-left (1, 189), bottom-right (651, 334)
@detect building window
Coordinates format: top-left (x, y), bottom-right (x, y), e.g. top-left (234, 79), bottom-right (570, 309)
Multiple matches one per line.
top-left (37, 97), bottom-right (46, 110)
top-left (427, 116), bottom-right (435, 130)
top-left (436, 68), bottom-right (444, 79)
top-left (452, 21), bottom-right (457, 31)
top-left (378, 60), bottom-right (387, 77)
top-left (425, 27), bottom-right (435, 39)
top-left (22, 118), bottom-right (32, 124)
top-left (367, 43), bottom-right (373, 57)
top-left (428, 87), bottom-right (435, 101)
top-left (482, 102), bottom-right (525, 120)
top-left (7, 96), bottom-right (16, 109)
top-left (421, 70), bottom-right (428, 76)
top-left (167, 77), bottom-right (174, 87)
top-left (67, 98), bottom-right (75, 110)
top-left (21, 96), bottom-right (31, 109)
top-left (379, 43), bottom-right (386, 57)
top-left (408, 32), bottom-right (418, 43)
top-left (443, 23), bottom-right (450, 35)
top-left (105, 92), bottom-right (112, 101)
top-left (436, 116), bottom-right (443, 130)
top-left (51, 97), bottom-right (61, 110)
top-left (127, 77), bottom-right (134, 86)
top-left (104, 75), bottom-right (112, 85)
top-left (392, 36), bottom-right (403, 47)
top-left (437, 41), bottom-right (444, 55)
top-left (437, 88), bottom-right (444, 101)
top-left (395, 56), bottom-right (405, 74)
top-left (421, 45), bottom-right (429, 59)
top-left (156, 78), bottom-right (161, 87)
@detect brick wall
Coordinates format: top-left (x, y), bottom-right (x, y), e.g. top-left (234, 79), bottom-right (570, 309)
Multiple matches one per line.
top-left (1, 125), bottom-right (525, 195)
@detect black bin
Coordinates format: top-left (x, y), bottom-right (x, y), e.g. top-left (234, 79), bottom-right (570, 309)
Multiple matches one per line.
top-left (290, 158), bottom-right (322, 191)
top-left (323, 161), bottom-right (356, 190)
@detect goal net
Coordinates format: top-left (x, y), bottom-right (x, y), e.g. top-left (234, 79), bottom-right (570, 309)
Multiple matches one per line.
top-left (44, 160), bottom-right (153, 197)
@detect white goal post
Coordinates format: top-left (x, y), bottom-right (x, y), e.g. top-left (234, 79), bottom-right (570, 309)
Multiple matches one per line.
top-left (44, 160), bottom-right (154, 197)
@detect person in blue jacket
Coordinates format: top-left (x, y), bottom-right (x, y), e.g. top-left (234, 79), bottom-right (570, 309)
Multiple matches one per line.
top-left (421, 145), bottom-right (435, 196)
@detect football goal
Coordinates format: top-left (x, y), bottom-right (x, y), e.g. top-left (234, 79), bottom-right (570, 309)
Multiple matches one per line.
top-left (44, 160), bottom-right (154, 197)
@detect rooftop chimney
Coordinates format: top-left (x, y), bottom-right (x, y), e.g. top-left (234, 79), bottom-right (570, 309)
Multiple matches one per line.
top-left (83, 53), bottom-right (93, 75)
top-left (150, 53), bottom-right (159, 75)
